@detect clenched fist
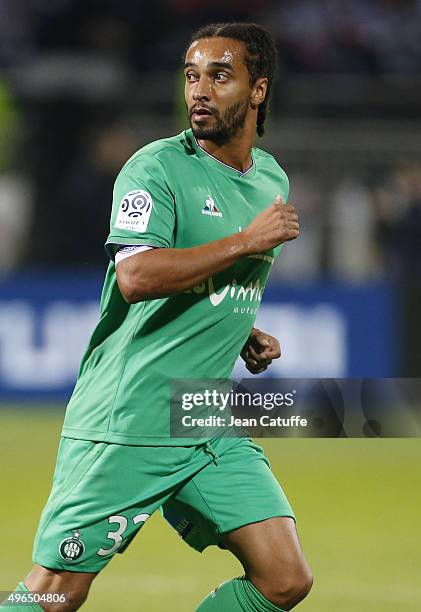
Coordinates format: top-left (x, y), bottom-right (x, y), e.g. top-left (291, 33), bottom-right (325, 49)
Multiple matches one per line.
top-left (241, 327), bottom-right (281, 374)
top-left (242, 195), bottom-right (299, 255)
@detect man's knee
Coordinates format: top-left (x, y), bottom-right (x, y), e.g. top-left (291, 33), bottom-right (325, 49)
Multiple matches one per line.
top-left (252, 560), bottom-right (313, 610)
top-left (24, 565), bottom-right (96, 612)
top-left (223, 517), bottom-right (313, 609)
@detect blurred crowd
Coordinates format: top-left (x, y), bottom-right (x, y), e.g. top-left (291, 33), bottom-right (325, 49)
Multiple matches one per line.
top-left (1, 0), bottom-right (421, 74)
top-left (0, 0), bottom-right (420, 279)
top-left (276, 161), bottom-right (421, 281)
top-left (273, 0), bottom-right (421, 75)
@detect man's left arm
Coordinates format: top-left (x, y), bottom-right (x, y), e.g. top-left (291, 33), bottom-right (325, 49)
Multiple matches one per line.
top-left (241, 328), bottom-right (281, 374)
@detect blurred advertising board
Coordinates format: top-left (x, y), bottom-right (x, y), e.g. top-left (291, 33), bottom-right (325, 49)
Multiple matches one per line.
top-left (0, 272), bottom-right (396, 399)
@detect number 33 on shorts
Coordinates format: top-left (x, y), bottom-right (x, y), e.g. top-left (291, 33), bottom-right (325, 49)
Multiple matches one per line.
top-left (97, 513), bottom-right (151, 557)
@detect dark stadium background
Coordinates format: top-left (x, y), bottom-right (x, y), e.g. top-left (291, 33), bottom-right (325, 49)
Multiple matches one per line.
top-left (0, 1), bottom-right (420, 610)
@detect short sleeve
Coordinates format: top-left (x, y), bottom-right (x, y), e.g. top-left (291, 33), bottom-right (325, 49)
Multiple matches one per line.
top-left (105, 154), bottom-right (175, 261)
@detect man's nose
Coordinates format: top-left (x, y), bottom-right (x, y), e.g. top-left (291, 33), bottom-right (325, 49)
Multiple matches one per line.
top-left (193, 76), bottom-right (211, 101)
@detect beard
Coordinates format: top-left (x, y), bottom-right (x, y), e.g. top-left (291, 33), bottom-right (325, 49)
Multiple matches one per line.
top-left (189, 96), bottom-right (250, 145)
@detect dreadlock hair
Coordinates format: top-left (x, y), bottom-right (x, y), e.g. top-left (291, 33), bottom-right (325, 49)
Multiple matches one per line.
top-left (186, 22), bottom-right (277, 137)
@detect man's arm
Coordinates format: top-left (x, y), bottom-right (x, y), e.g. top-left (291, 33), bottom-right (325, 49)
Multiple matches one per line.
top-left (116, 197), bottom-right (299, 303)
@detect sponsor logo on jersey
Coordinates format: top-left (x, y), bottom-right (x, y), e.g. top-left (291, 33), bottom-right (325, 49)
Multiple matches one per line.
top-left (114, 190), bottom-right (153, 232)
top-left (185, 276), bottom-right (265, 315)
top-left (201, 194), bottom-right (222, 217)
top-left (59, 530), bottom-right (85, 561)
top-left (208, 276), bottom-right (264, 307)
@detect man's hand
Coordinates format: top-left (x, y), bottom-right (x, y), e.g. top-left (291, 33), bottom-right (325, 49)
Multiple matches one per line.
top-left (241, 328), bottom-right (281, 374)
top-left (241, 195), bottom-right (299, 255)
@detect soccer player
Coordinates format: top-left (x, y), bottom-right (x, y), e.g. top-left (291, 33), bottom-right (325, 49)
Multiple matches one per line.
top-left (4, 22), bottom-right (312, 611)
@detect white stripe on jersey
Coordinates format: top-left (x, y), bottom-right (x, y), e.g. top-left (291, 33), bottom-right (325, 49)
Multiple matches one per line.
top-left (115, 245), bottom-right (156, 265)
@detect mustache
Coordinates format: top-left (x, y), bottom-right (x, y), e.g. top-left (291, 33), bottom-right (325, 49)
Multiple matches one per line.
top-left (189, 104), bottom-right (218, 117)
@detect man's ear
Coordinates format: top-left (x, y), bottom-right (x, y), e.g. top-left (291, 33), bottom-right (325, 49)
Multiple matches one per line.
top-left (251, 77), bottom-right (268, 109)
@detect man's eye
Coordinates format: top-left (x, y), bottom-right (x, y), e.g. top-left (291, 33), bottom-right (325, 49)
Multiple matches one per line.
top-left (215, 73), bottom-right (228, 82)
top-left (185, 72), bottom-right (197, 81)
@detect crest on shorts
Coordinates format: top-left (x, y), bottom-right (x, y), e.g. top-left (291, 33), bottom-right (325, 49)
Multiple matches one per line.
top-left (59, 530), bottom-right (85, 561)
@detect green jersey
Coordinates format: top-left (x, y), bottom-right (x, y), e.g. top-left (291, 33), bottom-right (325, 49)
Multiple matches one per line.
top-left (62, 130), bottom-right (289, 445)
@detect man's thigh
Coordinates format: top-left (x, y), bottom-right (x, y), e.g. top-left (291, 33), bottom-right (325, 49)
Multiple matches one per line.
top-left (33, 437), bottom-right (212, 572)
top-left (162, 437), bottom-right (295, 552)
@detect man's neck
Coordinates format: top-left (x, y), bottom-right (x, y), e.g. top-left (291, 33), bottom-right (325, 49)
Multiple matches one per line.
top-left (197, 126), bottom-right (255, 173)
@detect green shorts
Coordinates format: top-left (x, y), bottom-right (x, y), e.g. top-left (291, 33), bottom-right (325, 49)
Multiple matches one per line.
top-left (33, 436), bottom-right (295, 573)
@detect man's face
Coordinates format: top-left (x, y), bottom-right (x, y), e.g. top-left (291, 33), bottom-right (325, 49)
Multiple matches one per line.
top-left (184, 37), bottom-right (253, 144)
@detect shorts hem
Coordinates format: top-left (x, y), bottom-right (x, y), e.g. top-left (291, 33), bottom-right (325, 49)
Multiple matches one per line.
top-left (32, 556), bottom-right (106, 573)
top-left (219, 510), bottom-right (296, 537)
top-left (189, 510), bottom-right (296, 554)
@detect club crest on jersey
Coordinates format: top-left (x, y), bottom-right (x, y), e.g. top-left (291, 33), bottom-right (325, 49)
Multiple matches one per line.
top-left (59, 530), bottom-right (85, 562)
top-left (114, 190), bottom-right (153, 232)
top-left (202, 194), bottom-right (222, 217)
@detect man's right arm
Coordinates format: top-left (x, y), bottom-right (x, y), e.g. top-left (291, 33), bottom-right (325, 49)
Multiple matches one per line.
top-left (116, 197), bottom-right (299, 303)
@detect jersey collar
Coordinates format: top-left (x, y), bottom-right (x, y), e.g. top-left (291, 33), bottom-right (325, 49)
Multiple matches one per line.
top-left (183, 130), bottom-right (256, 179)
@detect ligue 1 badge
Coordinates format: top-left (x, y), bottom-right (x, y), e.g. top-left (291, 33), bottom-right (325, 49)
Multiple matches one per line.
top-left (59, 529), bottom-right (85, 561)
